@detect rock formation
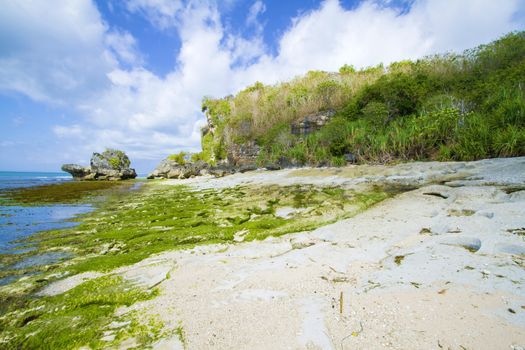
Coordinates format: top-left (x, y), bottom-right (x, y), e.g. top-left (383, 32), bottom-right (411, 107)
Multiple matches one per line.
top-left (147, 158), bottom-right (210, 179)
top-left (290, 109), bottom-right (336, 136)
top-left (62, 149), bottom-right (137, 180)
top-left (227, 141), bottom-right (260, 167)
top-left (151, 108), bottom-right (342, 180)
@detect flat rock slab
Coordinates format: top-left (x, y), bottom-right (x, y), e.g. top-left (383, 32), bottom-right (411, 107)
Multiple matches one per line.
top-left (120, 260), bottom-right (175, 289)
top-left (37, 271), bottom-right (104, 296)
top-left (440, 236), bottom-right (482, 252)
top-left (494, 243), bottom-right (525, 256)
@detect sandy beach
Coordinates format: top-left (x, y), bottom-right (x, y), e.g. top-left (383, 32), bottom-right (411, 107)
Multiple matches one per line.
top-left (37, 157), bottom-right (525, 349)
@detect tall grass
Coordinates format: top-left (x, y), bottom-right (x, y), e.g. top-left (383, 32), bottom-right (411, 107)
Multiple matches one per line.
top-left (200, 31), bottom-right (525, 165)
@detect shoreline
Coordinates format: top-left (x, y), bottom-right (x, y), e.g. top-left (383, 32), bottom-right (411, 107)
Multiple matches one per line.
top-left (0, 157), bottom-right (524, 348)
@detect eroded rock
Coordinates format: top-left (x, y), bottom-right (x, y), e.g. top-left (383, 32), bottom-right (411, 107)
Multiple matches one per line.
top-left (61, 149), bottom-right (137, 180)
top-left (147, 158), bottom-right (209, 179)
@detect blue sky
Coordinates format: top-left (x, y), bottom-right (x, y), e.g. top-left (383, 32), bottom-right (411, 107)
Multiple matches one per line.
top-left (1, 0), bottom-right (524, 173)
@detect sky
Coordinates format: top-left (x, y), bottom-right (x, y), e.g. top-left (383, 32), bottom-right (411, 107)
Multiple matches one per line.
top-left (1, 0), bottom-right (524, 173)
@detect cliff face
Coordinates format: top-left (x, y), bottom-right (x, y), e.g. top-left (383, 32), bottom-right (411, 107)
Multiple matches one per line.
top-left (200, 98), bottom-right (338, 168)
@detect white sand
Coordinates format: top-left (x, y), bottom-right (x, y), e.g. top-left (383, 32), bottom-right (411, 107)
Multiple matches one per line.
top-left (44, 157), bottom-right (525, 349)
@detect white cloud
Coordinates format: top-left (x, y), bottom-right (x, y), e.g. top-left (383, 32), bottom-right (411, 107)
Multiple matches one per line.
top-left (125, 0), bottom-right (183, 29)
top-left (1, 0), bottom-right (524, 171)
top-left (246, 0), bottom-right (266, 31)
top-left (105, 29), bottom-right (143, 66)
top-left (53, 124), bottom-right (86, 138)
top-left (0, 0), bottom-right (113, 104)
top-left (236, 0), bottom-right (524, 84)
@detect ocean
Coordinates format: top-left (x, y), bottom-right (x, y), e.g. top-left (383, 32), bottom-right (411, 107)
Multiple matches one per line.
top-left (0, 171), bottom-right (92, 257)
top-left (0, 171), bottom-right (72, 190)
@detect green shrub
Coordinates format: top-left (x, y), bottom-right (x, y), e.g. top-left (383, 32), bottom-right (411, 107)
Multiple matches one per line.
top-left (108, 157), bottom-right (120, 169)
top-left (330, 156), bottom-right (346, 166)
top-left (318, 117), bottom-right (352, 156)
top-left (450, 113), bottom-right (492, 160)
top-left (339, 64), bottom-right (356, 75)
top-left (190, 152), bottom-right (205, 162)
top-left (494, 125), bottom-right (525, 157)
top-left (361, 101), bottom-right (389, 127)
top-left (168, 152), bottom-right (187, 165)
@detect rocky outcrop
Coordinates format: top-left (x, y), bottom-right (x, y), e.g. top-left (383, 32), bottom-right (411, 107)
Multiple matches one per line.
top-left (290, 109), bottom-right (335, 136)
top-left (147, 158), bottom-right (209, 179)
top-left (222, 111), bottom-right (336, 169)
top-left (187, 105), bottom-right (346, 177)
top-left (227, 141), bottom-right (260, 167)
top-left (208, 164), bottom-right (237, 178)
top-left (147, 156), bottom-right (250, 179)
top-left (61, 149), bottom-right (137, 181)
top-left (61, 164), bottom-right (92, 179)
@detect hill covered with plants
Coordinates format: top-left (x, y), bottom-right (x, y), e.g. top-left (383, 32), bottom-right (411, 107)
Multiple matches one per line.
top-left (197, 31), bottom-right (524, 167)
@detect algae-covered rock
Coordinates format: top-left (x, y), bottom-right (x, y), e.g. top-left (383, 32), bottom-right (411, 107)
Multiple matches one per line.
top-left (91, 149), bottom-right (131, 172)
top-left (61, 149), bottom-right (137, 180)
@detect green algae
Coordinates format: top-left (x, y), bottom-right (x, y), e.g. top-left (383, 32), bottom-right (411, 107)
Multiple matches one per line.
top-left (0, 181), bottom-right (136, 206)
top-left (175, 323), bottom-right (187, 348)
top-left (0, 180), bottom-right (401, 349)
top-left (49, 184), bottom-right (377, 271)
top-left (448, 209), bottom-right (476, 217)
top-left (3, 183), bottom-right (395, 276)
top-left (0, 275), bottom-right (162, 349)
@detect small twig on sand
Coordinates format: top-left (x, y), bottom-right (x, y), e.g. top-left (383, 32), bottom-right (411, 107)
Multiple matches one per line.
top-left (339, 291), bottom-right (343, 314)
top-left (340, 322), bottom-right (364, 350)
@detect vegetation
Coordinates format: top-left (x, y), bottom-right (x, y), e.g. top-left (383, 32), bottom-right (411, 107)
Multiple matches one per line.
top-left (198, 32), bottom-right (525, 166)
top-left (1, 182), bottom-right (392, 276)
top-left (167, 151), bottom-right (187, 165)
top-left (0, 181), bottom-right (134, 205)
top-left (0, 275), bottom-right (163, 349)
top-left (104, 148), bottom-right (130, 169)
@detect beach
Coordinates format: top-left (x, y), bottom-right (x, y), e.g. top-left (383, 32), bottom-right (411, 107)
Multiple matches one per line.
top-left (1, 158), bottom-right (524, 348)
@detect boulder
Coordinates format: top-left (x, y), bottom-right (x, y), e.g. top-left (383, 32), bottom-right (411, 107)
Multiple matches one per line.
top-left (181, 160), bottom-right (209, 178)
top-left (239, 164), bottom-right (258, 173)
top-left (61, 149), bottom-right (137, 181)
top-left (91, 149), bottom-right (131, 172)
top-left (147, 158), bottom-right (209, 179)
top-left (344, 152), bottom-right (357, 164)
top-left (208, 164), bottom-right (236, 178)
top-left (264, 163), bottom-right (281, 171)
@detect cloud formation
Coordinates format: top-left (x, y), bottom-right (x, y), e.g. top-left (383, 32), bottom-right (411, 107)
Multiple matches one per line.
top-left (0, 0), bottom-right (524, 170)
top-left (0, 0), bottom-right (113, 104)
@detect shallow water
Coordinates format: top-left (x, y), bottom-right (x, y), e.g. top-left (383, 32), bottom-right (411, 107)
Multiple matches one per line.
top-left (11, 251), bottom-right (72, 269)
top-left (0, 204), bottom-right (92, 253)
top-left (0, 172), bottom-right (94, 285)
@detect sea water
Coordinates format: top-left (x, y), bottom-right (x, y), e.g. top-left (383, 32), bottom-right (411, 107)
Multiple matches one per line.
top-left (0, 172), bottom-right (92, 282)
